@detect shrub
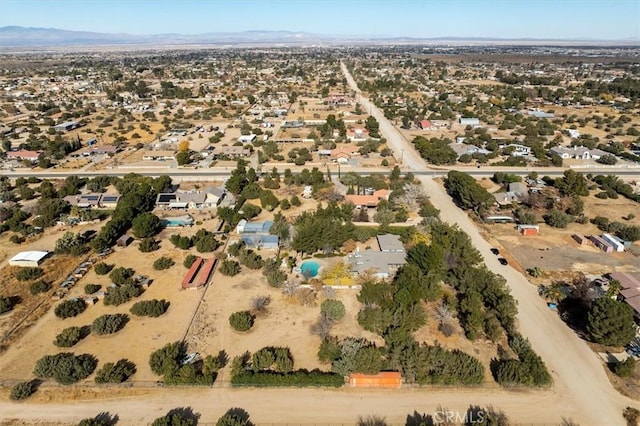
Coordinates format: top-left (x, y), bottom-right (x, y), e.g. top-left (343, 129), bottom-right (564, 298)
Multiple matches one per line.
top-left (220, 260), bottom-right (241, 276)
top-left (320, 299), bottom-right (345, 321)
top-left (109, 267), bottom-right (135, 285)
top-left (229, 311), bottom-right (254, 332)
top-left (84, 284), bottom-right (101, 295)
top-left (54, 326), bottom-right (84, 347)
top-left (10, 381), bottom-right (36, 400)
top-left (10, 234), bottom-right (25, 244)
top-left (150, 341), bottom-right (185, 376)
top-left (33, 353), bottom-right (97, 384)
top-left (193, 229), bottom-right (220, 253)
top-left (55, 299), bottom-right (87, 319)
top-left (170, 234), bottom-right (193, 250)
top-left (78, 416), bottom-right (113, 426)
top-left (280, 199), bottom-right (291, 210)
top-left (30, 280), bottom-right (51, 295)
top-left (103, 284), bottom-right (143, 306)
top-left (614, 357), bottom-right (636, 378)
top-left (139, 238), bottom-right (160, 252)
top-left (290, 195), bottom-right (301, 206)
top-left (153, 256), bottom-right (175, 270)
top-left (151, 409), bottom-right (198, 426)
top-left (16, 267), bottom-right (44, 282)
top-left (231, 369), bottom-right (343, 387)
top-left (91, 313), bottom-right (129, 335)
top-left (94, 262), bottom-right (114, 275)
top-left (94, 359), bottom-right (137, 383)
top-left (238, 249), bottom-right (264, 269)
top-left (183, 254), bottom-right (198, 268)
top-left (130, 299), bottom-right (170, 317)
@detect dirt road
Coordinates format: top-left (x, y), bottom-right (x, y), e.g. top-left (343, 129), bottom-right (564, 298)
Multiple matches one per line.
top-left (340, 62), bottom-right (639, 424)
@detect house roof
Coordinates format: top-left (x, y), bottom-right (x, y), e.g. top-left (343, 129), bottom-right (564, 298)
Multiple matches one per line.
top-left (377, 234), bottom-right (405, 252)
top-left (609, 272), bottom-right (640, 290)
top-left (623, 295), bottom-right (640, 315)
top-left (348, 250), bottom-right (406, 274)
top-left (9, 251), bottom-right (49, 263)
top-left (6, 150), bottom-right (41, 159)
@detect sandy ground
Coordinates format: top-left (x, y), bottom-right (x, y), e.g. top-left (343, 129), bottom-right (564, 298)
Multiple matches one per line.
top-left (0, 233), bottom-right (212, 382)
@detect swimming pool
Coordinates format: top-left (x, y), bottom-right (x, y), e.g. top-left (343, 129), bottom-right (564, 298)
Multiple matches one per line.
top-left (300, 260), bottom-right (321, 278)
top-left (161, 215), bottom-right (194, 227)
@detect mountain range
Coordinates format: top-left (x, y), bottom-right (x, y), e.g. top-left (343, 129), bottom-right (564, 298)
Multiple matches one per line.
top-left (0, 26), bottom-right (637, 48)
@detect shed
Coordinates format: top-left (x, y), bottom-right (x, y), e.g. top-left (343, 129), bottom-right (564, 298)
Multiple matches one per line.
top-left (116, 235), bottom-right (133, 247)
top-left (517, 225), bottom-right (539, 236)
top-left (590, 235), bottom-right (613, 253)
top-left (572, 234), bottom-right (588, 245)
top-left (602, 233), bottom-right (625, 252)
top-left (349, 372), bottom-right (401, 388)
top-left (9, 251), bottom-right (49, 267)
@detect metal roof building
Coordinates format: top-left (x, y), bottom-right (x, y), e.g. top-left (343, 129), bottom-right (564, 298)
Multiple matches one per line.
top-left (9, 251), bottom-right (49, 267)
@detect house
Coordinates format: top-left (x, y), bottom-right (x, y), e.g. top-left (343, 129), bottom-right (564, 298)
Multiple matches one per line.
top-left (238, 134), bottom-right (257, 144)
top-left (448, 142), bottom-right (490, 158)
top-left (241, 234), bottom-right (279, 250)
top-left (6, 150), bottom-right (42, 162)
top-left (507, 144), bottom-right (532, 157)
top-left (549, 146), bottom-right (608, 160)
top-left (116, 235), bottom-right (133, 247)
top-left (330, 146), bottom-right (360, 163)
top-left (612, 273), bottom-right (640, 319)
top-left (567, 129), bottom-right (581, 139)
top-left (419, 120), bottom-right (432, 130)
top-left (63, 193), bottom-right (120, 209)
top-left (347, 248), bottom-right (406, 279)
top-left (74, 145), bottom-right (120, 157)
top-left (459, 117), bottom-right (480, 126)
top-left (142, 150), bottom-right (175, 161)
top-left (240, 221), bottom-right (273, 234)
top-left (517, 224), bottom-right (540, 236)
top-left (526, 110), bottom-right (555, 119)
top-left (349, 372), bottom-right (401, 388)
top-left (590, 235), bottom-right (614, 253)
top-left (156, 190), bottom-right (220, 209)
top-left (508, 182), bottom-right (529, 196)
top-left (491, 191), bottom-right (521, 206)
top-left (219, 146), bottom-right (250, 158)
top-left (9, 251), bottom-right (49, 267)
top-left (346, 128), bottom-right (369, 141)
top-left (52, 121), bottom-right (81, 132)
top-left (345, 189), bottom-right (390, 208)
top-left (377, 234), bottom-right (405, 253)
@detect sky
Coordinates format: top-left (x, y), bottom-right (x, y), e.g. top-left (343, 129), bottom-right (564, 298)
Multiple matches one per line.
top-left (1, 0), bottom-right (639, 40)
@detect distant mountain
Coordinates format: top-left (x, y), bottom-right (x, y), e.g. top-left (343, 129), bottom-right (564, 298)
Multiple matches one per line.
top-left (0, 26), bottom-right (334, 47)
top-left (0, 26), bottom-right (637, 48)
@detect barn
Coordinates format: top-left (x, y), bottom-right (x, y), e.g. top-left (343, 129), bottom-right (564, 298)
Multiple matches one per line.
top-left (9, 251), bottom-right (49, 267)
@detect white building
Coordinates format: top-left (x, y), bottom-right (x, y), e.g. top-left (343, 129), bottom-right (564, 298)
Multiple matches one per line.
top-left (9, 251), bottom-right (49, 267)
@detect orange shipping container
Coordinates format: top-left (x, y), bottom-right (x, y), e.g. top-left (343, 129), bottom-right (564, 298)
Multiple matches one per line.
top-left (349, 372), bottom-right (402, 388)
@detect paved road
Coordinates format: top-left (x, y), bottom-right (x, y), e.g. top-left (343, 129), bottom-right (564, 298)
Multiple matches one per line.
top-left (341, 61), bottom-right (639, 425)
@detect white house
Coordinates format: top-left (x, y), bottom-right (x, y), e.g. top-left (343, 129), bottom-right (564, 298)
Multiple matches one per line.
top-left (549, 146), bottom-right (608, 160)
top-left (507, 144), bottom-right (532, 157)
top-left (238, 134), bottom-right (257, 144)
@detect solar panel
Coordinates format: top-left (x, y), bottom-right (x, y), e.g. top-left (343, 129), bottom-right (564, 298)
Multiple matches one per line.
top-left (158, 194), bottom-right (176, 202)
top-left (102, 196), bottom-right (118, 202)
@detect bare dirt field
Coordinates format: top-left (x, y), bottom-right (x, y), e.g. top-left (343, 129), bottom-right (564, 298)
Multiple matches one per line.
top-left (0, 237), bottom-right (212, 382)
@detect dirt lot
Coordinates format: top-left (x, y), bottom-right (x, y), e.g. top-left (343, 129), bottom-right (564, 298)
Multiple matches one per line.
top-left (0, 235), bottom-right (213, 382)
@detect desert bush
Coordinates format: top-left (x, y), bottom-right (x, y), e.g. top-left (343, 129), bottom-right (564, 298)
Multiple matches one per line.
top-left (139, 238), bottom-right (160, 252)
top-left (55, 299), bottom-right (87, 319)
top-left (183, 254), bottom-right (198, 268)
top-left (84, 283), bottom-right (101, 295)
top-left (170, 234), bottom-right (193, 250)
top-left (130, 299), bottom-right (170, 317)
top-left (94, 262), bottom-right (114, 275)
top-left (91, 313), bottom-right (129, 335)
top-left (151, 409), bottom-right (199, 426)
top-left (10, 381), bottom-right (36, 400)
top-left (16, 267), bottom-right (44, 281)
top-left (33, 352), bottom-right (97, 384)
top-left (94, 359), bottom-right (137, 383)
top-left (54, 326), bottom-right (84, 347)
top-left (103, 284), bottom-right (143, 306)
top-left (153, 256), bottom-right (175, 270)
top-left (220, 260), bottom-right (241, 276)
top-left (614, 357), bottom-right (636, 378)
top-left (30, 280), bottom-right (51, 295)
top-left (320, 299), bottom-right (345, 321)
top-left (109, 267), bottom-right (135, 285)
top-left (229, 311), bottom-right (255, 332)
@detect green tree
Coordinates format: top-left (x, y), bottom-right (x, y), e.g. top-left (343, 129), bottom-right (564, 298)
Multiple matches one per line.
top-left (154, 256), bottom-right (175, 270)
top-left (94, 359), bottom-right (137, 383)
top-left (444, 170), bottom-right (494, 213)
top-left (54, 326), bottom-right (84, 347)
top-left (614, 357), bottom-right (636, 378)
top-left (132, 212), bottom-right (161, 238)
top-left (10, 381), bottom-right (36, 400)
top-left (229, 311), bottom-right (255, 332)
top-left (321, 299), bottom-right (346, 321)
top-left (586, 298), bottom-right (636, 347)
top-left (555, 170), bottom-right (589, 197)
top-left (220, 260), bottom-right (241, 276)
top-left (91, 314), bottom-right (129, 335)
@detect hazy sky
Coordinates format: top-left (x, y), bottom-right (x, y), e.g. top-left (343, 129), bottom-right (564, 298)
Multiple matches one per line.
top-left (1, 0), bottom-right (639, 40)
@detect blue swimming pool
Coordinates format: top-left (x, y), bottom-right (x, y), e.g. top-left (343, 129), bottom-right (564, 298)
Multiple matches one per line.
top-left (300, 260), bottom-right (321, 278)
top-left (161, 216), bottom-right (194, 227)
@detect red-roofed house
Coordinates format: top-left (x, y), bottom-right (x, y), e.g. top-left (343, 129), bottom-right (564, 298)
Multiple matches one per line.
top-left (419, 120), bottom-right (432, 130)
top-left (330, 146), bottom-right (360, 164)
top-left (345, 189), bottom-right (390, 208)
top-left (6, 150), bottom-right (42, 162)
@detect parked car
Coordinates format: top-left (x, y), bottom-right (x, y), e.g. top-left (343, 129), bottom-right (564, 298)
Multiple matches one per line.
top-left (490, 248), bottom-right (500, 255)
top-left (498, 258), bottom-right (508, 266)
